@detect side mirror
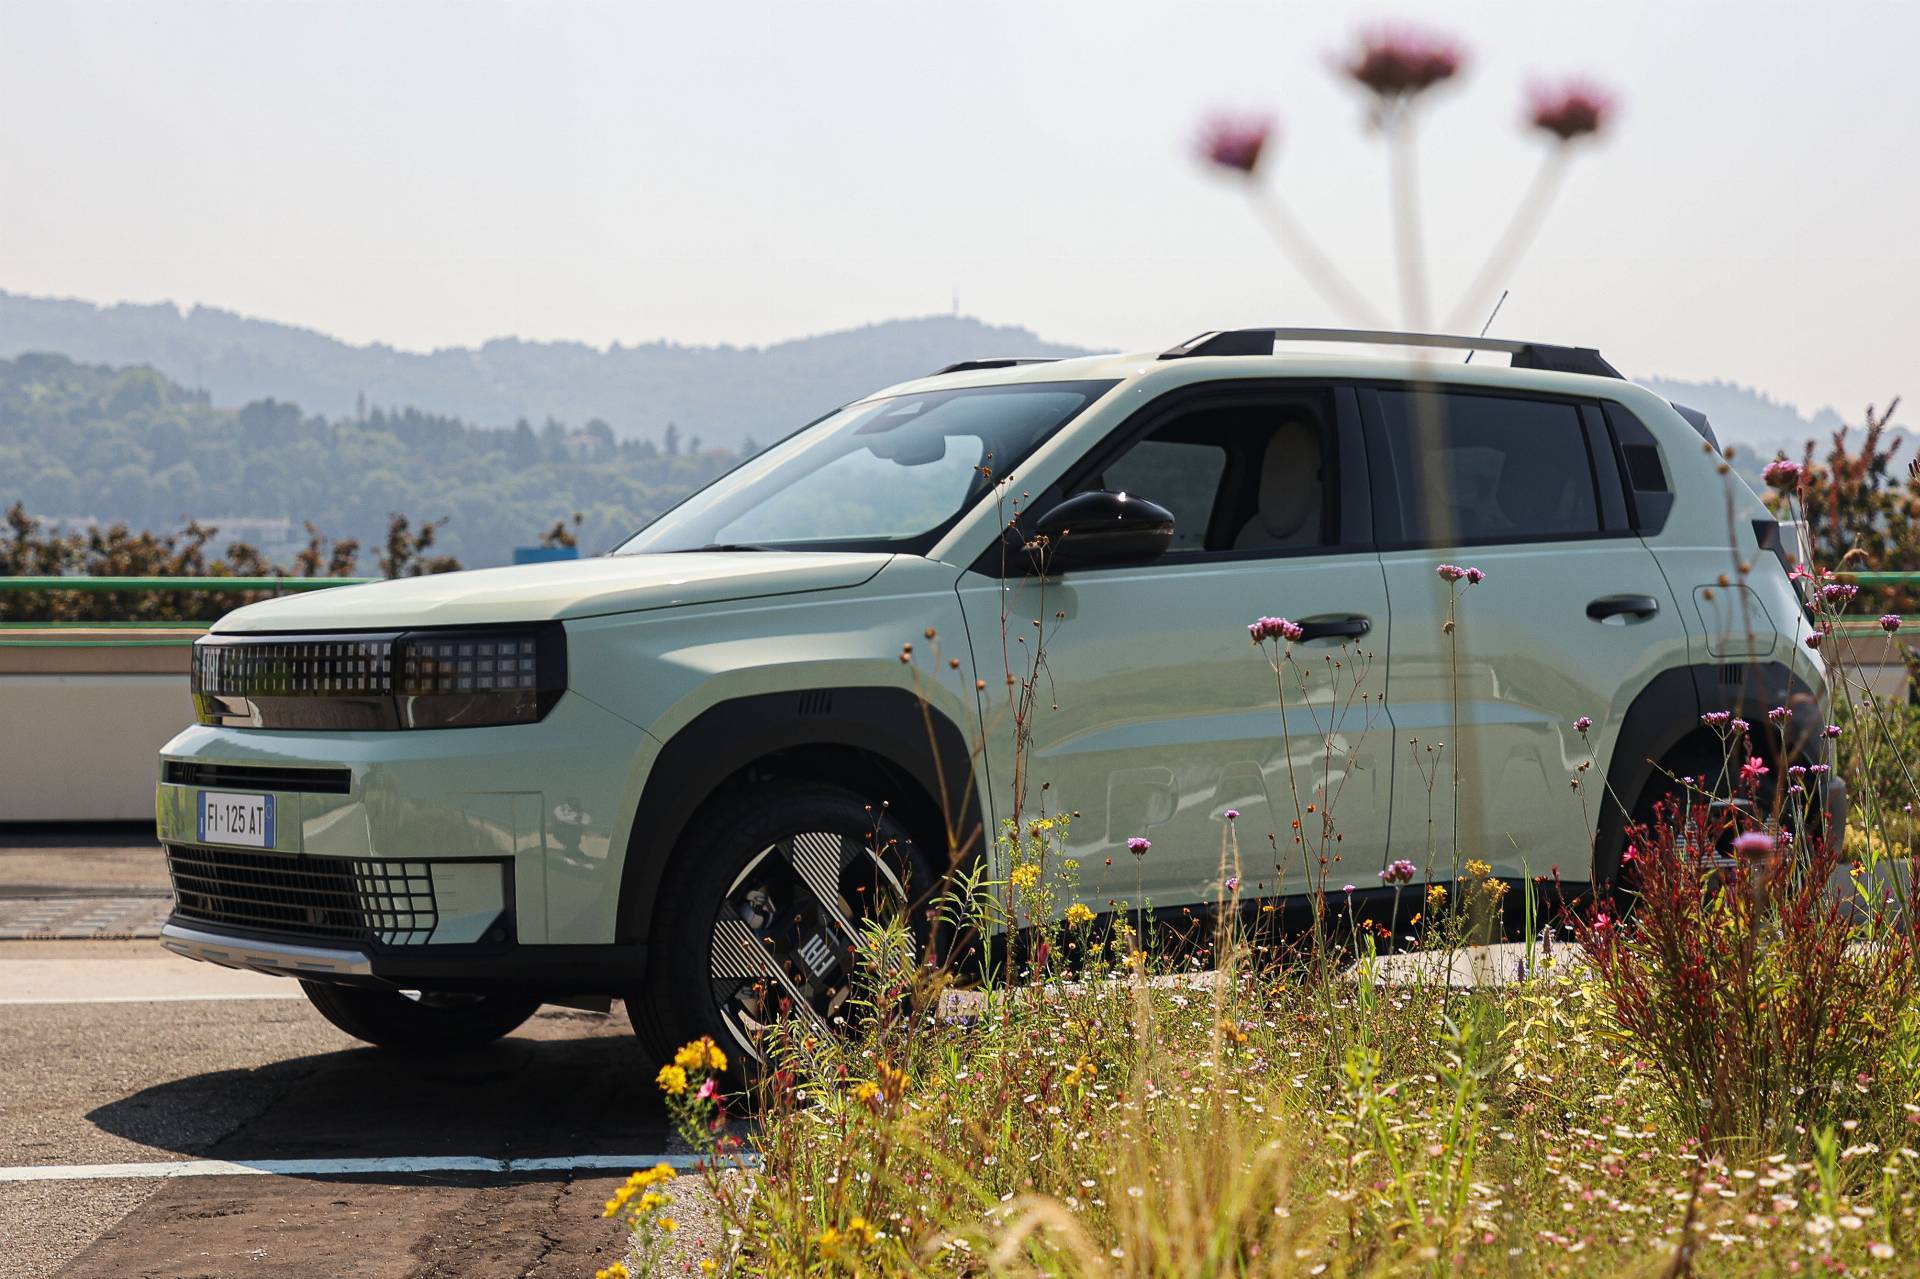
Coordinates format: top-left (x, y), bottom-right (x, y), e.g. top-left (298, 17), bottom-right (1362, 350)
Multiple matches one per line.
top-left (1029, 490), bottom-right (1175, 574)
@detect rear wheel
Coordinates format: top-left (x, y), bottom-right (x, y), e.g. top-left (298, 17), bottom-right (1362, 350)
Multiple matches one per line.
top-left (299, 981), bottom-right (542, 1052)
top-left (630, 783), bottom-right (935, 1075)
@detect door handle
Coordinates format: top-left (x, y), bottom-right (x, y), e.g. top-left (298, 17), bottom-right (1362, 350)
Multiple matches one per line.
top-left (1587, 594), bottom-right (1661, 621)
top-left (1297, 614), bottom-right (1372, 642)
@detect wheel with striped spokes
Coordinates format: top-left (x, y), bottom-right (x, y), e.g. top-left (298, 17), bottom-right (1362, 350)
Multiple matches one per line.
top-left (633, 783), bottom-right (930, 1074)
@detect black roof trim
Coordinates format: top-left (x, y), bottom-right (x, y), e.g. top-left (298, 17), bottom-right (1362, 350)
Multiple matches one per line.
top-left (1157, 327), bottom-right (1623, 380)
top-left (930, 357), bottom-right (1064, 376)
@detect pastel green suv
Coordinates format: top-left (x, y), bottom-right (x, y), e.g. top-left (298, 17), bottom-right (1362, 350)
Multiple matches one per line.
top-left (156, 327), bottom-right (1839, 1061)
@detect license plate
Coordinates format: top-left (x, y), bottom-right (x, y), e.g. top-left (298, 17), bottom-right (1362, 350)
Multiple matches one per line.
top-left (198, 791), bottom-right (275, 848)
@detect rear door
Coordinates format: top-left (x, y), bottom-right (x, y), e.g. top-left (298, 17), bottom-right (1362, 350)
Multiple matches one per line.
top-left (956, 382), bottom-right (1395, 913)
top-left (1360, 383), bottom-right (1692, 886)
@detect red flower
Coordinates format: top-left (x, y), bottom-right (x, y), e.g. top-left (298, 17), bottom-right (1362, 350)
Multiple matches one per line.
top-left (1527, 80), bottom-right (1614, 142)
top-left (1343, 26), bottom-right (1463, 99)
top-left (1198, 114), bottom-right (1275, 175)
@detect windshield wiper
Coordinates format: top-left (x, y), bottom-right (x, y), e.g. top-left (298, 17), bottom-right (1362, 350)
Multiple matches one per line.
top-left (668, 542), bottom-right (785, 553)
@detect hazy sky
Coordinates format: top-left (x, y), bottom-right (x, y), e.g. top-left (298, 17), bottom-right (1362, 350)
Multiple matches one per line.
top-left (0, 1), bottom-right (1913, 416)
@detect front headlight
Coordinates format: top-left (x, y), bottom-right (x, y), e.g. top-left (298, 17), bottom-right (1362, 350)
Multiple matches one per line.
top-left (191, 625), bottom-right (567, 730)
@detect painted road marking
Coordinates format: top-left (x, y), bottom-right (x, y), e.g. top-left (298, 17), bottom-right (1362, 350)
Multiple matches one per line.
top-left (0, 992), bottom-right (305, 1006)
top-left (0, 1154), bottom-right (714, 1183)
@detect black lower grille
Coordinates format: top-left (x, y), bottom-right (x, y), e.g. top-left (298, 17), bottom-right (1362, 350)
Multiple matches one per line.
top-left (165, 844), bottom-right (438, 945)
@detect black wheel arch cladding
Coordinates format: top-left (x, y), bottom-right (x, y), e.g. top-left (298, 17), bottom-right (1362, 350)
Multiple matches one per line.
top-left (613, 686), bottom-right (984, 948)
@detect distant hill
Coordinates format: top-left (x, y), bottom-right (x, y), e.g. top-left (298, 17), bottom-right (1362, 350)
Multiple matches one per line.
top-left (0, 292), bottom-right (1094, 447)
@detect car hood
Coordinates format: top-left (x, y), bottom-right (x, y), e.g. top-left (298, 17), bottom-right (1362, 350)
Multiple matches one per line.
top-left (210, 552), bottom-right (894, 634)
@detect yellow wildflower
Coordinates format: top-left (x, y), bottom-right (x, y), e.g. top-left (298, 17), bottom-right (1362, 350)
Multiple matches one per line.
top-left (1064, 1056), bottom-right (1098, 1086)
top-left (659, 1217), bottom-right (678, 1234)
top-left (1064, 902), bottom-right (1095, 928)
top-left (1010, 863), bottom-right (1040, 889)
top-left (1426, 884), bottom-right (1447, 906)
top-left (656, 1064), bottom-right (688, 1095)
top-left (596, 1265), bottom-right (631, 1279)
top-left (847, 1216), bottom-right (878, 1246)
top-left (852, 1079), bottom-right (881, 1104)
top-left (876, 1059), bottom-right (910, 1102)
top-left (1464, 859), bottom-right (1492, 878)
top-left (699, 1262), bottom-right (718, 1276)
top-left (674, 1037), bottom-right (729, 1073)
top-left (815, 1226), bottom-right (843, 1250)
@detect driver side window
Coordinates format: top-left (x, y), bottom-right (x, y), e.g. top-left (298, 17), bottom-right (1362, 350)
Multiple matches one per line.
top-left (1092, 395), bottom-right (1336, 556)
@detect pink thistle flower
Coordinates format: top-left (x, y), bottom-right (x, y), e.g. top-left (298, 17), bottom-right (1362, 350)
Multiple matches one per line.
top-left (1198, 113), bottom-right (1275, 175)
top-left (1730, 717), bottom-right (1750, 734)
top-left (1767, 705), bottom-right (1791, 723)
top-left (1224, 809), bottom-right (1240, 821)
top-left (1224, 876), bottom-right (1240, 893)
top-left (1465, 566), bottom-right (1485, 584)
top-left (1701, 711), bottom-right (1732, 728)
top-left (1805, 631), bottom-right (1824, 651)
top-left (1342, 883), bottom-right (1356, 893)
top-left (1378, 858), bottom-right (1418, 885)
top-left (1739, 756), bottom-right (1769, 784)
top-left (1881, 614), bottom-right (1903, 634)
top-left (1343, 26), bottom-right (1463, 99)
top-left (1126, 836), bottom-right (1151, 857)
top-left (1527, 79), bottom-right (1614, 142)
top-left (1821, 582), bottom-right (1859, 604)
top-left (1573, 715), bottom-right (1593, 734)
top-left (1761, 458), bottom-right (1803, 491)
top-left (1732, 831), bottom-right (1775, 857)
top-left (1823, 724), bottom-right (1842, 739)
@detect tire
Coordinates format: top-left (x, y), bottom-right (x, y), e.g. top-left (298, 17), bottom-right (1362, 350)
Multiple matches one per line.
top-left (299, 980), bottom-right (542, 1052)
top-left (630, 782), bottom-right (937, 1075)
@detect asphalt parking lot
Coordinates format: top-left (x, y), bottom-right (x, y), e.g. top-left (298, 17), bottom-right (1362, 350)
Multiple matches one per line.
top-left (0, 827), bottom-right (692, 1279)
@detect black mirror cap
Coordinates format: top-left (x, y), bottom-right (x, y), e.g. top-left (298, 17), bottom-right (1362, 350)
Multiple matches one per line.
top-left (1028, 490), bottom-right (1175, 574)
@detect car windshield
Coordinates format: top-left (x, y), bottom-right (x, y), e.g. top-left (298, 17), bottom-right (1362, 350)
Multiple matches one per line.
top-left (615, 379), bottom-right (1114, 555)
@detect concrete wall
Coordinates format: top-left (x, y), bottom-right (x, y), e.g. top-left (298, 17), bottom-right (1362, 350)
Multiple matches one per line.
top-left (0, 635), bottom-right (196, 822)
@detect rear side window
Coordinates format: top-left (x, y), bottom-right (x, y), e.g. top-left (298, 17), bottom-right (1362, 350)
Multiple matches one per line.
top-left (1373, 389), bottom-right (1601, 545)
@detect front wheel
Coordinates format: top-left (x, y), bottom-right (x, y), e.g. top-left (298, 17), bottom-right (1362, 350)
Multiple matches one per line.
top-left (299, 981), bottom-right (542, 1052)
top-left (630, 782), bottom-right (935, 1075)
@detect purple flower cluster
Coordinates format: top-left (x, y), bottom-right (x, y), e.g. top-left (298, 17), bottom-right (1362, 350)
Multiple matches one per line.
top-left (1762, 457), bottom-right (1803, 491)
top-left (1573, 715), bottom-right (1593, 735)
top-left (1527, 80), bottom-right (1614, 142)
top-left (1378, 858), bottom-right (1418, 886)
top-left (1343, 26), bottom-right (1463, 99)
top-left (1732, 830), bottom-right (1778, 856)
top-left (1823, 724), bottom-right (1843, 739)
top-left (1701, 711), bottom-right (1732, 728)
top-left (1821, 582), bottom-right (1860, 605)
top-left (1198, 114), bottom-right (1275, 175)
top-left (1126, 836), bottom-right (1151, 857)
top-left (1248, 616), bottom-right (1304, 644)
top-left (1436, 563), bottom-right (1485, 584)
top-left (1882, 614), bottom-right (1904, 634)
top-left (1767, 705), bottom-right (1791, 723)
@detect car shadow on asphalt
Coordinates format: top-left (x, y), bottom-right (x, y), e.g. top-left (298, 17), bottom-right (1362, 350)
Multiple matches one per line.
top-left (86, 1023), bottom-right (675, 1180)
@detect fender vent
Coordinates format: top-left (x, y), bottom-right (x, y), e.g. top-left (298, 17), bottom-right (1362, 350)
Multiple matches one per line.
top-left (1717, 664), bottom-right (1747, 689)
top-left (796, 690), bottom-right (834, 718)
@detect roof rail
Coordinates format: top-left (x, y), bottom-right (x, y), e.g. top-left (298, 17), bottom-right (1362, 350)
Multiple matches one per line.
top-left (1158, 327), bottom-right (1622, 379)
top-left (930, 357), bottom-right (1063, 376)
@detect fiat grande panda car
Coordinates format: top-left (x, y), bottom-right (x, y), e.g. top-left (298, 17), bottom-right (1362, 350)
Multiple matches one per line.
top-left (157, 327), bottom-right (1839, 1062)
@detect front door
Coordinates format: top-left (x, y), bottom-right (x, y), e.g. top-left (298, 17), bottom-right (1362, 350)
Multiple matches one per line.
top-left (956, 383), bottom-right (1394, 916)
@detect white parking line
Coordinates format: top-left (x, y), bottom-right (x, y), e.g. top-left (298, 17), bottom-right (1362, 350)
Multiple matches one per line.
top-left (0, 992), bottom-right (305, 1006)
top-left (0, 1154), bottom-right (712, 1183)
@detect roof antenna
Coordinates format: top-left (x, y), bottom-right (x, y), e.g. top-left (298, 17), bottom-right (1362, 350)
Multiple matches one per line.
top-left (1462, 289), bottom-right (1509, 363)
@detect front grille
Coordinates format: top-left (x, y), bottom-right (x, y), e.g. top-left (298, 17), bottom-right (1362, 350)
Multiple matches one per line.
top-left (165, 844), bottom-right (438, 945)
top-left (162, 761), bottom-right (351, 795)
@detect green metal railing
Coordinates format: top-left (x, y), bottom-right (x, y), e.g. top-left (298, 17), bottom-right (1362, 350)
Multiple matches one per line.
top-left (0, 575), bottom-right (373, 646)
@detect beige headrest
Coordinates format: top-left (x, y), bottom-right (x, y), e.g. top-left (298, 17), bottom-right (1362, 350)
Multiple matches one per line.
top-left (1255, 421), bottom-right (1321, 540)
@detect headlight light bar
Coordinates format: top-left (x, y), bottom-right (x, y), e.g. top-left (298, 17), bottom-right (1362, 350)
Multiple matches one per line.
top-left (192, 625), bottom-right (566, 730)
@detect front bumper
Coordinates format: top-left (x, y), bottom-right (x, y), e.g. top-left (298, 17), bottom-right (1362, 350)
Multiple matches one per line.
top-left (156, 690), bottom-right (658, 962)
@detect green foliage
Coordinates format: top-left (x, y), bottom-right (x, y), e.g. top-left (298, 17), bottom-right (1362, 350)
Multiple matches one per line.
top-left (0, 351), bottom-right (744, 569)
